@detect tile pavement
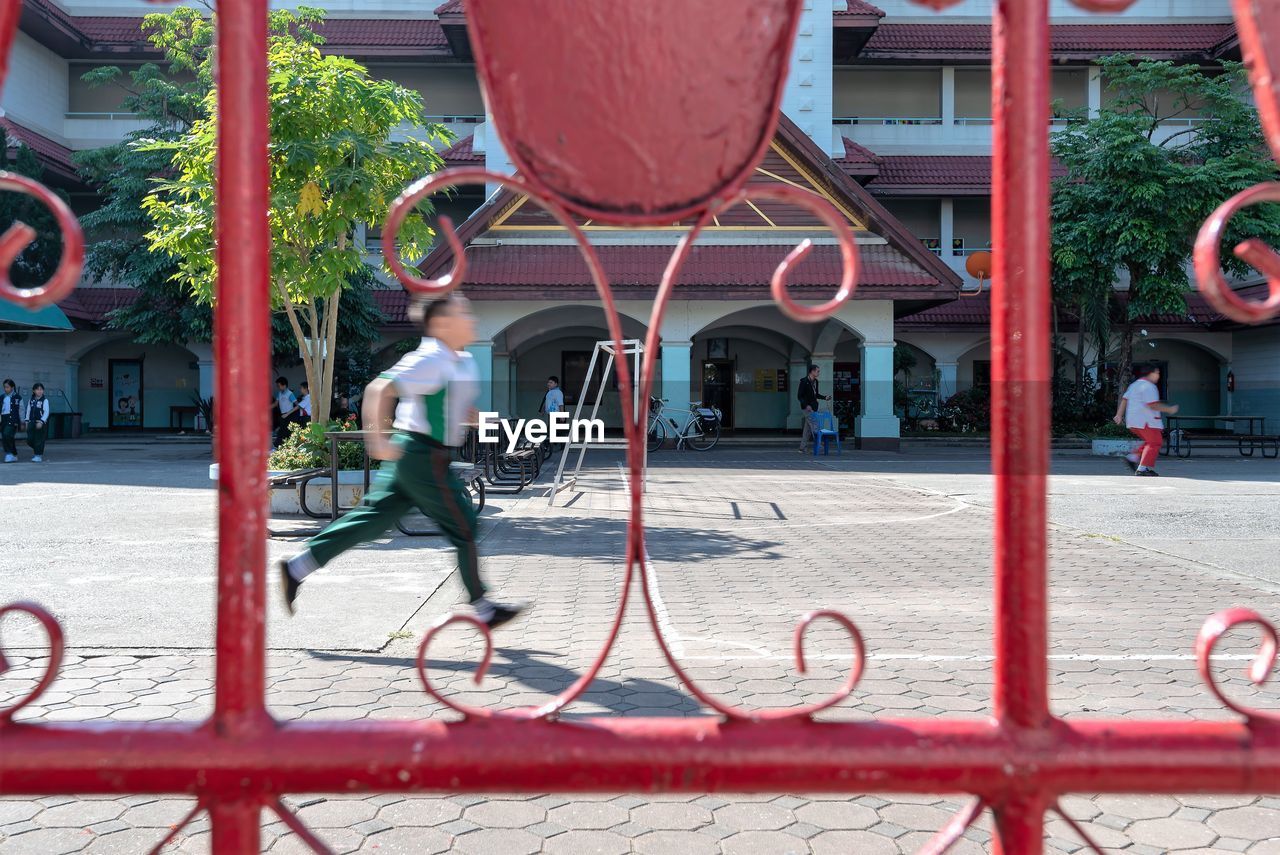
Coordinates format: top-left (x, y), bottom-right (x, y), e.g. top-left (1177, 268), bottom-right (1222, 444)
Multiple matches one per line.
top-left (2, 451), bottom-right (1279, 852)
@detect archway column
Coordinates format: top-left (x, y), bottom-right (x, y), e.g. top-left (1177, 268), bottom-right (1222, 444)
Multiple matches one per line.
top-left (64, 360), bottom-right (80, 412)
top-left (937, 361), bottom-right (959, 400)
top-left (660, 340), bottom-right (693, 426)
top-left (857, 340), bottom-right (900, 449)
top-left (466, 341), bottom-right (495, 412)
top-left (493, 350), bottom-right (511, 417)
top-left (788, 351), bottom-right (808, 429)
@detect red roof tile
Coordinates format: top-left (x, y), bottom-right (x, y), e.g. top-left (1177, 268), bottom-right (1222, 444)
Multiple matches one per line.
top-left (862, 23), bottom-right (1235, 59)
top-left (57, 288), bottom-right (138, 325)
top-left (836, 137), bottom-right (882, 168)
top-left (857, 155), bottom-right (1066, 194)
top-left (434, 0), bottom-right (464, 15)
top-left (422, 243), bottom-right (939, 294)
top-left (70, 15), bottom-right (448, 51)
top-left (441, 134), bottom-right (482, 166)
top-left (836, 0), bottom-right (886, 17)
top-left (1, 118), bottom-right (77, 176)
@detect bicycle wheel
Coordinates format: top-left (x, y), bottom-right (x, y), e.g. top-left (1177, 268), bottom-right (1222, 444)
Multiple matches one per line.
top-left (647, 417), bottom-right (666, 452)
top-left (685, 416), bottom-right (720, 451)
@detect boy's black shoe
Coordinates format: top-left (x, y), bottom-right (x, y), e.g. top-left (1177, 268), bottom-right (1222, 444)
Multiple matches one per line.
top-left (485, 603), bottom-right (527, 630)
top-left (279, 560), bottom-right (301, 615)
top-left (1136, 469), bottom-right (1160, 477)
top-left (1124, 458), bottom-right (1138, 472)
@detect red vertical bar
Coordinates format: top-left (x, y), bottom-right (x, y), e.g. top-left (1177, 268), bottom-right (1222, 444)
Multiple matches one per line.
top-left (991, 0), bottom-right (1052, 730)
top-left (210, 799), bottom-right (261, 854)
top-left (992, 794), bottom-right (1048, 855)
top-left (212, 0), bottom-right (270, 736)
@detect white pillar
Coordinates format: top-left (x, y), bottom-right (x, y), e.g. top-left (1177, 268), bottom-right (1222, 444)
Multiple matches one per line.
top-left (493, 351), bottom-right (511, 417)
top-left (941, 66), bottom-right (956, 129)
top-left (940, 198), bottom-right (954, 264)
top-left (64, 360), bottom-right (80, 412)
top-left (788, 355), bottom-right (808, 429)
top-left (856, 341), bottom-right (900, 449)
top-left (660, 341), bottom-right (694, 428)
top-left (782, 0), bottom-right (834, 153)
top-left (937, 361), bottom-right (959, 400)
top-left (1087, 65), bottom-right (1102, 119)
top-left (466, 341), bottom-right (495, 412)
top-left (197, 359), bottom-right (214, 403)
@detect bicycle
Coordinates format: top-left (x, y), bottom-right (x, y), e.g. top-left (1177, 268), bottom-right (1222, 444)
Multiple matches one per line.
top-left (647, 396), bottom-right (722, 451)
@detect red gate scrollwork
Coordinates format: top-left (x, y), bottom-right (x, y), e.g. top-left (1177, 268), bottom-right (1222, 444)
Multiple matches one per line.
top-left (1, 0), bottom-right (1277, 852)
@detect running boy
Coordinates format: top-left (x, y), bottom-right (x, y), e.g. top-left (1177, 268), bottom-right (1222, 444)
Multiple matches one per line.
top-left (1114, 363), bottom-right (1179, 477)
top-left (26, 383), bottom-right (50, 462)
top-left (2, 379), bottom-right (21, 463)
top-left (278, 293), bottom-right (524, 628)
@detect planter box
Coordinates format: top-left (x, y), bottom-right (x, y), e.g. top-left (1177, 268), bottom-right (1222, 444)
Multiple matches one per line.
top-left (209, 463), bottom-right (370, 514)
top-left (1091, 439), bottom-right (1136, 457)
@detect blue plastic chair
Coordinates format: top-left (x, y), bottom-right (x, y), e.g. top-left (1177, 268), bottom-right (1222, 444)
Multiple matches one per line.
top-left (810, 412), bottom-right (840, 456)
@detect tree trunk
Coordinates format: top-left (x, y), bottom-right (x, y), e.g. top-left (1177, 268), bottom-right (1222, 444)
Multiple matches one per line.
top-left (320, 290), bottom-right (340, 423)
top-left (1074, 322), bottom-right (1086, 389)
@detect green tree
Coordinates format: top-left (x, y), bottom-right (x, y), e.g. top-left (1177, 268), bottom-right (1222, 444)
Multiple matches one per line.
top-left (1051, 55), bottom-right (1280, 388)
top-left (0, 129), bottom-right (67, 289)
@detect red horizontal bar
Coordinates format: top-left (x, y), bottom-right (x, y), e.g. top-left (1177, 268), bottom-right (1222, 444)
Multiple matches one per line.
top-left (1, 718), bottom-right (1276, 797)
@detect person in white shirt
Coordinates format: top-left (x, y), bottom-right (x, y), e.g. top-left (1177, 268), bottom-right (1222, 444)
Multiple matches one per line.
top-left (298, 381), bottom-right (312, 422)
top-left (1, 379), bottom-right (21, 463)
top-left (279, 292), bottom-right (525, 629)
top-left (1113, 363), bottom-right (1179, 476)
top-left (274, 377), bottom-right (301, 444)
top-left (542, 375), bottom-right (564, 415)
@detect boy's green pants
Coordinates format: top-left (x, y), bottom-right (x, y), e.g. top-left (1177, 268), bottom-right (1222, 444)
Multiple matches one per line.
top-left (306, 433), bottom-right (486, 602)
top-left (26, 422), bottom-right (47, 456)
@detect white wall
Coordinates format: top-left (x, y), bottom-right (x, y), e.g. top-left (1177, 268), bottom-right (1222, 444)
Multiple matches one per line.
top-left (1, 33), bottom-right (69, 140)
top-left (785, 0), bottom-right (836, 153)
top-left (0, 333), bottom-right (70, 403)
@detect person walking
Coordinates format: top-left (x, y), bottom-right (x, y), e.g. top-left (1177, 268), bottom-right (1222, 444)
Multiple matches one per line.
top-left (1113, 363), bottom-right (1179, 477)
top-left (1, 379), bottom-right (21, 463)
top-left (797, 363), bottom-right (830, 453)
top-left (25, 382), bottom-right (50, 462)
top-left (278, 292), bottom-right (525, 628)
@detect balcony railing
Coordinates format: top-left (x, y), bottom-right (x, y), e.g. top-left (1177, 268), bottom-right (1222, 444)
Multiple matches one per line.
top-left (834, 116), bottom-right (944, 126)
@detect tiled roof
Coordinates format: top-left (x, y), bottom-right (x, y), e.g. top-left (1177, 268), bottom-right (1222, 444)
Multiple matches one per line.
top-left (1, 118), bottom-right (77, 176)
top-left (57, 288), bottom-right (138, 325)
top-left (434, 0), bottom-right (464, 15)
top-left (857, 155), bottom-right (1067, 195)
top-left (836, 137), bottom-right (883, 168)
top-left (421, 242), bottom-right (940, 295)
top-left (862, 23), bottom-right (1235, 59)
top-left (836, 0), bottom-right (886, 17)
top-left (441, 134), bottom-right (482, 166)
top-left (897, 285), bottom-right (1264, 330)
top-left (65, 15), bottom-right (449, 51)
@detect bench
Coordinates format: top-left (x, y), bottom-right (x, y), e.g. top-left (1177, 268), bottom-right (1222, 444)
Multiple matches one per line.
top-left (396, 462), bottom-right (486, 536)
top-left (1166, 429), bottom-right (1280, 459)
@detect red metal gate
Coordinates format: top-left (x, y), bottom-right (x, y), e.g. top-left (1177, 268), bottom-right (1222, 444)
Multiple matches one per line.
top-left (2, 0), bottom-right (1278, 851)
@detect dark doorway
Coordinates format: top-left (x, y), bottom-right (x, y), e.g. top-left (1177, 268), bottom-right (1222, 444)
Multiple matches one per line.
top-left (701, 360), bottom-right (734, 428)
top-left (833, 361), bottom-right (860, 428)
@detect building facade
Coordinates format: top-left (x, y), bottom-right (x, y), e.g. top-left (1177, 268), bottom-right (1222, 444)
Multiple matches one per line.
top-left (1, 0), bottom-right (1274, 442)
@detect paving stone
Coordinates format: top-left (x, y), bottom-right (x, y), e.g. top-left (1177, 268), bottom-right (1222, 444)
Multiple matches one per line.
top-left (809, 829), bottom-right (899, 855)
top-left (0, 801), bottom-right (42, 824)
top-left (0, 827), bottom-right (93, 854)
top-left (376, 799), bottom-right (462, 827)
top-left (1093, 795), bottom-right (1181, 821)
top-left (633, 830), bottom-right (721, 855)
top-left (1210, 806), bottom-right (1280, 839)
top-left (1127, 817), bottom-right (1218, 849)
top-left (294, 799), bottom-right (379, 828)
top-left (630, 802), bottom-right (712, 830)
top-left (359, 827), bottom-right (452, 854)
top-left (540, 829), bottom-right (630, 854)
top-left (36, 801), bottom-right (125, 827)
top-left (719, 829), bottom-right (811, 855)
top-left (463, 800), bottom-right (546, 828)
top-left (794, 800), bottom-right (878, 830)
top-left (712, 803), bottom-right (794, 831)
top-left (546, 801), bottom-right (628, 830)
top-left (454, 828), bottom-right (541, 855)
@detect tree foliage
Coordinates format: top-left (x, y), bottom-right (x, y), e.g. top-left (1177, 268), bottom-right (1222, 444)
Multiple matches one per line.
top-left (140, 5), bottom-right (448, 412)
top-left (0, 129), bottom-right (67, 289)
top-left (1051, 56), bottom-right (1280, 384)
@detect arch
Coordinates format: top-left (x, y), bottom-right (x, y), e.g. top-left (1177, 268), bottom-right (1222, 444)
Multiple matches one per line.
top-left (1142, 334), bottom-right (1230, 366)
top-left (489, 304), bottom-right (650, 354)
top-left (693, 304), bottom-right (868, 350)
top-left (73, 338), bottom-right (202, 432)
top-left (814, 318), bottom-right (864, 355)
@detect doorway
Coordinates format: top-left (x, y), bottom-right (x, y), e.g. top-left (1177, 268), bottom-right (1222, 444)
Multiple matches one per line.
top-left (701, 360), bottom-right (734, 428)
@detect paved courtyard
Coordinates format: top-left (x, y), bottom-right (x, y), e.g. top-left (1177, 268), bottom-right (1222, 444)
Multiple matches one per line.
top-left (1, 438), bottom-right (1279, 853)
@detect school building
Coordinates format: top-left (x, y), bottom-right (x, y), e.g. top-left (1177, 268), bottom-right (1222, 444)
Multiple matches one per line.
top-left (1, 0), bottom-right (1275, 446)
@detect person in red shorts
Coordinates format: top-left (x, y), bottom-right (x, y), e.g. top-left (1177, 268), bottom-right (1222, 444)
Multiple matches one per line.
top-left (1113, 363), bottom-right (1179, 477)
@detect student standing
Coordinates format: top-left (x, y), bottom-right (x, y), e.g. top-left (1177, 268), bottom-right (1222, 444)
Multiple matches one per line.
top-left (25, 382), bottom-right (50, 462)
top-left (275, 377), bottom-right (300, 445)
top-left (796, 363), bottom-right (830, 453)
top-left (1113, 363), bottom-right (1179, 477)
top-left (298, 381), bottom-right (313, 424)
top-left (542, 375), bottom-right (564, 415)
top-left (278, 293), bottom-right (525, 628)
top-left (1, 379), bottom-right (20, 463)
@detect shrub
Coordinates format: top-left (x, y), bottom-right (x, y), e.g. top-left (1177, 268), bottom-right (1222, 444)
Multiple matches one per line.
top-left (940, 387), bottom-right (991, 433)
top-left (1093, 421), bottom-right (1133, 438)
top-left (268, 417), bottom-right (374, 471)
